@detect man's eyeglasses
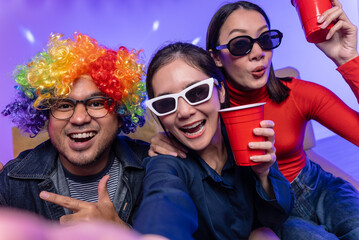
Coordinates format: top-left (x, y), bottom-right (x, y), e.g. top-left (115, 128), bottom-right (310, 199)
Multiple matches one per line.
top-left (50, 96), bottom-right (115, 120)
top-left (215, 29), bottom-right (283, 56)
top-left (146, 78), bottom-right (219, 117)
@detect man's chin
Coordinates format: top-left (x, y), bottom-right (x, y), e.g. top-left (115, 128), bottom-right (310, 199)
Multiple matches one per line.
top-left (60, 150), bottom-right (99, 167)
top-left (66, 154), bottom-right (98, 168)
top-left (57, 141), bottom-right (113, 175)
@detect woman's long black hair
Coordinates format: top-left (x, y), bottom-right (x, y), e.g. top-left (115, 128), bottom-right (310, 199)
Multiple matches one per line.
top-left (206, 1), bottom-right (291, 103)
top-left (146, 42), bottom-right (229, 135)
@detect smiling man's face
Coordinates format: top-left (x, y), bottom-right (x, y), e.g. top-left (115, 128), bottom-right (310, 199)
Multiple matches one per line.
top-left (48, 75), bottom-right (120, 176)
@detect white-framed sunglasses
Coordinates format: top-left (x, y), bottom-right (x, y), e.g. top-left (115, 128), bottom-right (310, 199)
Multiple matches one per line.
top-left (146, 77), bottom-right (219, 116)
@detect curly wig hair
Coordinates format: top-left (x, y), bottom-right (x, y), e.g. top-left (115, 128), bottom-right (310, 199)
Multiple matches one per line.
top-left (2, 32), bottom-right (146, 136)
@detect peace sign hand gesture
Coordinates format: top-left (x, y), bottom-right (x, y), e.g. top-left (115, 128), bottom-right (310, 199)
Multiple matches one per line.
top-left (40, 175), bottom-right (128, 227)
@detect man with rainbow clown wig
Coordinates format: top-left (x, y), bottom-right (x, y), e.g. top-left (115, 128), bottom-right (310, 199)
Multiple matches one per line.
top-left (0, 32), bottom-right (149, 226)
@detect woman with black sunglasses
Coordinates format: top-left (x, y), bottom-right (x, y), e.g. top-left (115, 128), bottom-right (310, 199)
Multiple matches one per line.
top-left (151, 0), bottom-right (359, 239)
top-left (206, 1), bottom-right (359, 239)
top-left (132, 42), bottom-right (293, 240)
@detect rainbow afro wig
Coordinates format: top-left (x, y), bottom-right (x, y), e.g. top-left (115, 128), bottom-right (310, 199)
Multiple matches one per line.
top-left (2, 32), bottom-right (146, 136)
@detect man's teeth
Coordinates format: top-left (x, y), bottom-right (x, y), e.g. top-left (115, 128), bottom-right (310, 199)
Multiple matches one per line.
top-left (70, 132), bottom-right (96, 139)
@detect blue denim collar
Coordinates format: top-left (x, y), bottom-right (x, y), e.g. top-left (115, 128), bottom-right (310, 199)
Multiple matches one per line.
top-left (8, 140), bottom-right (58, 179)
top-left (113, 137), bottom-right (145, 170)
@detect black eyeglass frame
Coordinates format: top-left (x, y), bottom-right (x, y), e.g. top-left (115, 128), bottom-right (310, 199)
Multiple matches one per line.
top-left (215, 29), bottom-right (283, 56)
top-left (49, 96), bottom-right (115, 120)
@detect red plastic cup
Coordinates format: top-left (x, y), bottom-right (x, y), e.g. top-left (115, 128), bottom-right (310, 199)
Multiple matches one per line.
top-left (219, 102), bottom-right (266, 166)
top-left (291, 0), bottom-right (334, 43)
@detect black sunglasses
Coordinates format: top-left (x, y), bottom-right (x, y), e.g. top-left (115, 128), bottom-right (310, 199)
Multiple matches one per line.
top-left (215, 30), bottom-right (283, 56)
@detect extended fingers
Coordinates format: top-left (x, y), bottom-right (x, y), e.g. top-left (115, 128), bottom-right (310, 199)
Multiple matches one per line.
top-left (250, 143), bottom-right (276, 163)
top-left (253, 127), bottom-right (274, 138)
top-left (318, 0), bottom-right (351, 29)
top-left (250, 151), bottom-right (276, 163)
top-left (249, 140), bottom-right (276, 163)
top-left (259, 120), bottom-right (274, 128)
top-left (319, 7), bottom-right (343, 29)
top-left (39, 191), bottom-right (83, 212)
top-left (249, 140), bottom-right (274, 151)
top-left (325, 20), bottom-right (345, 40)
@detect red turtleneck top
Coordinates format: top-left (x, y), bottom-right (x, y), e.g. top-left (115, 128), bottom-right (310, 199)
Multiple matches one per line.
top-left (228, 57), bottom-right (359, 182)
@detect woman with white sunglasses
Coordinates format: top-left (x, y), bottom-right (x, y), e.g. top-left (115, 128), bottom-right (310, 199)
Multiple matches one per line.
top-left (132, 42), bottom-right (293, 240)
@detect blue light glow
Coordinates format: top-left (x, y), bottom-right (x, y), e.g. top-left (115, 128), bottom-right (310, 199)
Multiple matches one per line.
top-left (192, 37), bottom-right (200, 45)
top-left (20, 27), bottom-right (35, 44)
top-left (152, 20), bottom-right (159, 31)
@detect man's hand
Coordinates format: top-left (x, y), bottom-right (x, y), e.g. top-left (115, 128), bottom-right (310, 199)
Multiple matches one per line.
top-left (149, 132), bottom-right (187, 158)
top-left (0, 162), bottom-right (3, 172)
top-left (39, 175), bottom-right (128, 227)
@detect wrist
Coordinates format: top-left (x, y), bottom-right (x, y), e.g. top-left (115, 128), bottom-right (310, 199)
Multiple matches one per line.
top-left (258, 174), bottom-right (269, 187)
top-left (255, 169), bottom-right (270, 181)
top-left (334, 52), bottom-right (359, 67)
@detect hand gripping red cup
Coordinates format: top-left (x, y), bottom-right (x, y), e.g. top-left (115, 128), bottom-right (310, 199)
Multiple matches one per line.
top-left (219, 102), bottom-right (266, 166)
top-left (291, 0), bottom-right (334, 43)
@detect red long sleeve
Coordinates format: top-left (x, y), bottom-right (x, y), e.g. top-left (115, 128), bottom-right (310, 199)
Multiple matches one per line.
top-left (228, 58), bottom-right (359, 182)
top-left (337, 56), bottom-right (359, 103)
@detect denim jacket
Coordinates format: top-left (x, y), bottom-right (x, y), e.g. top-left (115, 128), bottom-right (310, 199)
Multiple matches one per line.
top-left (133, 124), bottom-right (293, 239)
top-left (0, 135), bottom-right (149, 223)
